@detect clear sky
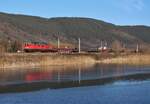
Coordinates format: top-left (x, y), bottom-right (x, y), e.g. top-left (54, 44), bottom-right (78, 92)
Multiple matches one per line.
top-left (0, 0), bottom-right (150, 26)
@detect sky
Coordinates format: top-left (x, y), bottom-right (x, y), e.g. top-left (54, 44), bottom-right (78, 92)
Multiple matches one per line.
top-left (0, 0), bottom-right (150, 26)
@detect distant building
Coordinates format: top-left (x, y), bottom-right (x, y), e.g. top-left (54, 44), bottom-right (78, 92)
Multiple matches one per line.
top-left (98, 46), bottom-right (108, 52)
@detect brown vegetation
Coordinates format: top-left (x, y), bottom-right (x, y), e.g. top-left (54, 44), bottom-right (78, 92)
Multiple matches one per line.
top-left (0, 53), bottom-right (97, 68)
top-left (0, 53), bottom-right (150, 69)
top-left (100, 54), bottom-right (150, 65)
top-left (111, 40), bottom-right (124, 53)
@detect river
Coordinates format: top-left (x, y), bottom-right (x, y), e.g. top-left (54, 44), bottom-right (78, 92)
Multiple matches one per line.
top-left (0, 64), bottom-right (150, 104)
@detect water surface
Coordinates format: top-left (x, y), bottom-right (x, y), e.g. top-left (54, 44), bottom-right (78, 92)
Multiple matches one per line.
top-left (0, 64), bottom-right (150, 92)
top-left (0, 64), bottom-right (150, 104)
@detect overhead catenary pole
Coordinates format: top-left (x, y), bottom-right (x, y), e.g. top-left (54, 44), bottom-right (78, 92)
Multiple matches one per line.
top-left (101, 40), bottom-right (103, 48)
top-left (78, 38), bottom-right (81, 53)
top-left (101, 40), bottom-right (103, 52)
top-left (123, 43), bottom-right (126, 49)
top-left (136, 44), bottom-right (139, 53)
top-left (57, 37), bottom-right (60, 48)
top-left (104, 40), bottom-right (107, 47)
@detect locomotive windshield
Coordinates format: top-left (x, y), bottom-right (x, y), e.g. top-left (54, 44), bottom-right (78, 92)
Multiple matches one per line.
top-left (31, 42), bottom-right (48, 45)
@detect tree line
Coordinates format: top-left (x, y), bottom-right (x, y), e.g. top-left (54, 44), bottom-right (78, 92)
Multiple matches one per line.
top-left (0, 40), bottom-right (22, 53)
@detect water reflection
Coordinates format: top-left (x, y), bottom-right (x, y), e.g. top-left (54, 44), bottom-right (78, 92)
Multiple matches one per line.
top-left (0, 64), bottom-right (150, 93)
top-left (25, 72), bottom-right (52, 82)
top-left (0, 64), bottom-right (150, 84)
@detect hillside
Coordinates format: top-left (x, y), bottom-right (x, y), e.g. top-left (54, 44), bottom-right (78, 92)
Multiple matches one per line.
top-left (0, 12), bottom-right (150, 50)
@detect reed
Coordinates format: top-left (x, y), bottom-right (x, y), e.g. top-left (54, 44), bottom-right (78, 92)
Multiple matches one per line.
top-left (0, 53), bottom-right (150, 69)
top-left (100, 54), bottom-right (150, 65)
top-left (0, 53), bottom-right (97, 68)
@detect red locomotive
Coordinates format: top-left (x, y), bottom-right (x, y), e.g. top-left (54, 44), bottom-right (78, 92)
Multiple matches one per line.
top-left (23, 42), bottom-right (78, 53)
top-left (23, 42), bottom-right (57, 52)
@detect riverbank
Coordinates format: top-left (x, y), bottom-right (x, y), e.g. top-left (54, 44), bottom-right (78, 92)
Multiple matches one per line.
top-left (0, 53), bottom-right (150, 68)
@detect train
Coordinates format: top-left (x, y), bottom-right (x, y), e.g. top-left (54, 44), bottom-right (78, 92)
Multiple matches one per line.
top-left (23, 42), bottom-right (78, 53)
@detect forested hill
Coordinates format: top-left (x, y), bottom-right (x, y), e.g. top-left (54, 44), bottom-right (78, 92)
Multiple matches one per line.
top-left (0, 12), bottom-right (150, 49)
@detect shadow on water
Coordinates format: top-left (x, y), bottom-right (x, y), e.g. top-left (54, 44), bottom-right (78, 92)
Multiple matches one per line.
top-left (0, 64), bottom-right (150, 93)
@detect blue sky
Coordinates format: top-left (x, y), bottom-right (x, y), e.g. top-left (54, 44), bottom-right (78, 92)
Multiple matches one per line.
top-left (0, 0), bottom-right (150, 26)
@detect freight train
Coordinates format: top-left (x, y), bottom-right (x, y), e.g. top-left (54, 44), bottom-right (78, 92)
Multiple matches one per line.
top-left (23, 42), bottom-right (78, 53)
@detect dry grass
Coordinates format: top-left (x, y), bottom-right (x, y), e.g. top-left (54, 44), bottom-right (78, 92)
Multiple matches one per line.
top-left (0, 53), bottom-right (96, 68)
top-left (0, 53), bottom-right (150, 69)
top-left (100, 54), bottom-right (150, 65)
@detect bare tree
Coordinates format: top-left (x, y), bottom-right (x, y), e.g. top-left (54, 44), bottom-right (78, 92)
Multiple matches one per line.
top-left (0, 44), bottom-right (6, 53)
top-left (0, 40), bottom-right (7, 53)
top-left (111, 40), bottom-right (122, 54)
top-left (0, 39), bottom-right (22, 53)
top-left (10, 40), bottom-right (22, 52)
